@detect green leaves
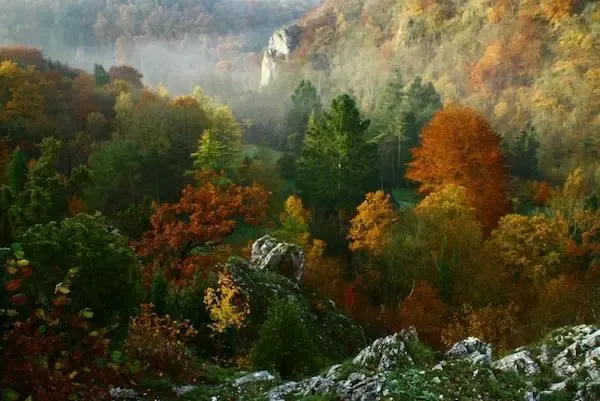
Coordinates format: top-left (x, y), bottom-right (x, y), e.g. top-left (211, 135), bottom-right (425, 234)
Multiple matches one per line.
top-left (1, 389), bottom-right (19, 401)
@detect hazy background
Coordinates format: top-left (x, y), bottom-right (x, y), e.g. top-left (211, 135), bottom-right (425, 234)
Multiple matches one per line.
top-left (0, 0), bottom-right (322, 95)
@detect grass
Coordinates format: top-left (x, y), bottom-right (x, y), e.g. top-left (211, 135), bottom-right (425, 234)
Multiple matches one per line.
top-left (241, 144), bottom-right (283, 169)
top-left (391, 187), bottom-right (421, 208)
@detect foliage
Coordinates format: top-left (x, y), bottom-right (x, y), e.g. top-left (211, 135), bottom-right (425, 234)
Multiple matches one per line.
top-left (348, 190), bottom-right (397, 257)
top-left (8, 138), bottom-right (91, 236)
top-left (399, 281), bottom-right (448, 347)
top-left (507, 125), bottom-right (541, 180)
top-left (407, 105), bottom-right (510, 232)
top-left (191, 130), bottom-right (229, 172)
top-left (485, 214), bottom-right (569, 285)
top-left (18, 213), bottom-right (143, 328)
top-left (297, 93), bottom-right (378, 213)
top-left (370, 72), bottom-right (441, 188)
top-left (123, 303), bottom-right (198, 381)
top-left (249, 297), bottom-right (318, 379)
top-left (284, 79), bottom-right (322, 155)
top-left (1, 245), bottom-right (124, 401)
top-left (136, 171), bottom-right (270, 282)
top-left (204, 271), bottom-right (251, 334)
top-left (441, 303), bottom-right (522, 352)
top-left (276, 195), bottom-right (312, 248)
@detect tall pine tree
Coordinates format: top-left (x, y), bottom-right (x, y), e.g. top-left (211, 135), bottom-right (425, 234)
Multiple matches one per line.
top-left (297, 93), bottom-right (378, 214)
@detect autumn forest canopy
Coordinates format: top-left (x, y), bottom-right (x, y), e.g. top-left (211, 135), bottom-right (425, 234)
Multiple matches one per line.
top-left (1, 0), bottom-right (600, 399)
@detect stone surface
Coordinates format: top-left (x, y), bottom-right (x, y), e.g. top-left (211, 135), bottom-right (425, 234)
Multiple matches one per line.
top-left (260, 25), bottom-right (302, 87)
top-left (493, 350), bottom-right (540, 376)
top-left (352, 327), bottom-right (417, 372)
top-left (445, 336), bottom-right (493, 366)
top-left (235, 370), bottom-right (276, 386)
top-left (250, 235), bottom-right (305, 281)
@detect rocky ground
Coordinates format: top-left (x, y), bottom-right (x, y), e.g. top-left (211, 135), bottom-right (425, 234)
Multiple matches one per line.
top-left (109, 236), bottom-right (600, 401)
top-left (111, 323), bottom-right (600, 401)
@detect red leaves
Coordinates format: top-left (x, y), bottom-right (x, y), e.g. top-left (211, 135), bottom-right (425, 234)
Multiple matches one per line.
top-left (135, 171), bottom-right (270, 283)
top-left (10, 294), bottom-right (28, 305)
top-left (5, 279), bottom-right (21, 292)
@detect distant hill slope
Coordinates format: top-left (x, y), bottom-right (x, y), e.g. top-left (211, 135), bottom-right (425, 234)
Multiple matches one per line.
top-left (281, 0), bottom-right (600, 182)
top-left (0, 0), bottom-right (322, 93)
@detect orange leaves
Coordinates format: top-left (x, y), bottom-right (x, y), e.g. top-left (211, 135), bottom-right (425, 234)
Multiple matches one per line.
top-left (540, 0), bottom-right (575, 24)
top-left (348, 190), bottom-right (397, 257)
top-left (399, 281), bottom-right (448, 347)
top-left (441, 303), bottom-right (521, 352)
top-left (407, 105), bottom-right (510, 232)
top-left (5, 279), bottom-right (21, 292)
top-left (136, 171), bottom-right (270, 281)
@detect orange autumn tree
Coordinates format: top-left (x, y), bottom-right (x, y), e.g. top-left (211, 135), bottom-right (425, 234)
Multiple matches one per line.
top-left (406, 104), bottom-right (510, 232)
top-left (136, 171), bottom-right (270, 282)
top-left (348, 190), bottom-right (397, 257)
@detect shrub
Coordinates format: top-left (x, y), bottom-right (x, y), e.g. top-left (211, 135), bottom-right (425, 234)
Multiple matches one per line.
top-left (249, 297), bottom-right (317, 379)
top-left (18, 213), bottom-right (143, 328)
top-left (123, 303), bottom-right (198, 381)
top-left (204, 270), bottom-right (251, 335)
top-left (1, 244), bottom-right (124, 401)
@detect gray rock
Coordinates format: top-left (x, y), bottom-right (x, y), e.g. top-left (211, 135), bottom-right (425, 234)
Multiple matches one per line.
top-left (250, 235), bottom-right (305, 281)
top-left (266, 381), bottom-right (300, 401)
top-left (493, 350), bottom-right (540, 376)
top-left (235, 370), bottom-right (276, 386)
top-left (337, 372), bottom-right (386, 401)
top-left (109, 388), bottom-right (139, 400)
top-left (173, 385), bottom-right (197, 396)
top-left (445, 337), bottom-right (492, 366)
top-left (552, 327), bottom-right (600, 379)
top-left (524, 391), bottom-right (540, 401)
top-left (260, 25), bottom-right (302, 87)
top-left (352, 327), bottom-right (417, 372)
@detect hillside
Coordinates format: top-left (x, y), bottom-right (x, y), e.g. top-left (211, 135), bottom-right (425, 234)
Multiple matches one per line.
top-left (270, 0), bottom-right (600, 182)
top-left (0, 0), bottom-right (321, 93)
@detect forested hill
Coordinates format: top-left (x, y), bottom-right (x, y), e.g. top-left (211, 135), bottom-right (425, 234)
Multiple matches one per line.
top-left (274, 0), bottom-right (600, 183)
top-left (0, 0), bottom-right (321, 93)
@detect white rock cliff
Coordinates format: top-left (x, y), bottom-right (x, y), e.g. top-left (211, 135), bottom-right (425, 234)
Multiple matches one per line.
top-left (260, 25), bottom-right (302, 87)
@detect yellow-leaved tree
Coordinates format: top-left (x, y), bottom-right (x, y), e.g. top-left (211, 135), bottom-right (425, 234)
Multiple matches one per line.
top-left (485, 214), bottom-right (569, 286)
top-left (204, 271), bottom-right (250, 334)
top-left (348, 190), bottom-right (397, 257)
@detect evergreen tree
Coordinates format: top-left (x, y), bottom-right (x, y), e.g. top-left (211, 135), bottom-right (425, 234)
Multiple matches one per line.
top-left (6, 147), bottom-right (27, 194)
top-left (507, 124), bottom-right (541, 180)
top-left (297, 93), bottom-right (378, 214)
top-left (371, 72), bottom-right (441, 188)
top-left (93, 63), bottom-right (110, 86)
top-left (191, 130), bottom-right (229, 172)
top-left (284, 80), bottom-right (322, 155)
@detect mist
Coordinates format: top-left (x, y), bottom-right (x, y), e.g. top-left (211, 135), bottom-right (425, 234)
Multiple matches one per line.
top-left (0, 0), bottom-right (323, 98)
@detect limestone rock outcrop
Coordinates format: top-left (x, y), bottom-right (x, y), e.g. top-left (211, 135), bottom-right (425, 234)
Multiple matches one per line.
top-left (260, 25), bottom-right (302, 87)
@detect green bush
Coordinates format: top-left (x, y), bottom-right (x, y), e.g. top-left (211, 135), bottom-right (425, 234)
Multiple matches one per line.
top-left (250, 297), bottom-right (318, 379)
top-left (18, 213), bottom-right (143, 329)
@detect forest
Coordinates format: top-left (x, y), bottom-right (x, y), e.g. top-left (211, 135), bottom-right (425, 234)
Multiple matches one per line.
top-left (1, 0), bottom-right (600, 400)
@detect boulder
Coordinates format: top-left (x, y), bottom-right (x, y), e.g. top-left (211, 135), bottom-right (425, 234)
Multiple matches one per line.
top-left (445, 337), bottom-right (492, 366)
top-left (336, 372), bottom-right (386, 401)
top-left (250, 235), bottom-right (305, 282)
top-left (352, 327), bottom-right (418, 372)
top-left (493, 349), bottom-right (540, 376)
top-left (266, 381), bottom-right (301, 401)
top-left (235, 370), bottom-right (276, 386)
